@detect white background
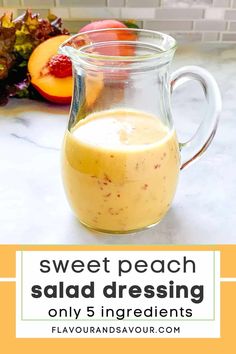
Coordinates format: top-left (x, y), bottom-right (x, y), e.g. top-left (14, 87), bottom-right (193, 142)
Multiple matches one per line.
top-left (16, 250), bottom-right (220, 338)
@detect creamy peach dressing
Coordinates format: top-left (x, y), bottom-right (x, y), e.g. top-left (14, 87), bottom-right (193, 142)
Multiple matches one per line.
top-left (62, 108), bottom-right (180, 232)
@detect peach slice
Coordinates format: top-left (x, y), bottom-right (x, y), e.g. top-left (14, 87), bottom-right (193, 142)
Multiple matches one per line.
top-left (85, 72), bottom-right (104, 108)
top-left (28, 35), bottom-right (72, 104)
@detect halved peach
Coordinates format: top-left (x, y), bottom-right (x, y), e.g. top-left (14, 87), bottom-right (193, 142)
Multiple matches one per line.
top-left (28, 35), bottom-right (72, 104)
top-left (85, 72), bottom-right (104, 108)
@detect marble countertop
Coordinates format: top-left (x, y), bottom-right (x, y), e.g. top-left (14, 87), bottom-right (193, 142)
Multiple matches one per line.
top-left (0, 44), bottom-right (235, 245)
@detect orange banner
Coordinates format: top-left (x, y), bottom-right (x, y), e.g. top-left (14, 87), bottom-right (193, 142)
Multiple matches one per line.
top-left (0, 245), bottom-right (236, 353)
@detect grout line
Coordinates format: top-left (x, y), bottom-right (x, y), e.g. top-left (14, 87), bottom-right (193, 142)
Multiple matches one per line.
top-left (203, 7), bottom-right (206, 20)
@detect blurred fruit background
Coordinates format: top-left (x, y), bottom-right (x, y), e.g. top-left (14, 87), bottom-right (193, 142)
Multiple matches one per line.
top-left (0, 9), bottom-right (138, 105)
top-left (1, 0), bottom-right (235, 42)
top-left (0, 1), bottom-right (236, 244)
top-left (1, 0), bottom-right (236, 106)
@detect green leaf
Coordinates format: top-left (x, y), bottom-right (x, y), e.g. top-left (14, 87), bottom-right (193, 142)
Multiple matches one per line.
top-left (123, 20), bottom-right (140, 29)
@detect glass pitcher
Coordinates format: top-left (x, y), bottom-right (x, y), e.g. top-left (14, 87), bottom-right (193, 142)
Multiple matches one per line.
top-left (59, 28), bottom-right (221, 234)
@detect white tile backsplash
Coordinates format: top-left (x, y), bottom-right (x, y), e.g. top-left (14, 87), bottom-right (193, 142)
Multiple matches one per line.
top-left (62, 20), bottom-right (90, 32)
top-left (126, 0), bottom-right (160, 7)
top-left (155, 8), bottom-right (204, 19)
top-left (23, 0), bottom-right (54, 6)
top-left (17, 8), bottom-right (50, 17)
top-left (69, 7), bottom-right (120, 19)
top-left (222, 32), bottom-right (236, 40)
top-left (121, 7), bottom-right (155, 19)
top-left (3, 0), bottom-right (20, 6)
top-left (225, 10), bottom-right (236, 19)
top-left (205, 8), bottom-right (225, 19)
top-left (202, 31), bottom-right (219, 39)
top-left (161, 0), bottom-right (212, 7)
top-left (1, 0), bottom-right (236, 42)
top-left (195, 19), bottom-right (227, 29)
top-left (49, 7), bottom-right (70, 19)
top-left (0, 7), bottom-right (16, 16)
top-left (168, 31), bottom-right (203, 41)
top-left (58, 0), bottom-right (106, 6)
top-left (145, 20), bottom-right (193, 30)
top-left (229, 21), bottom-right (236, 30)
top-left (108, 0), bottom-right (125, 6)
top-left (213, 0), bottom-right (230, 6)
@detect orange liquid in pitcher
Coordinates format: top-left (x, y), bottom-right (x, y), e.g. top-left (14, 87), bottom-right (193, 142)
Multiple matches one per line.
top-left (62, 108), bottom-right (180, 232)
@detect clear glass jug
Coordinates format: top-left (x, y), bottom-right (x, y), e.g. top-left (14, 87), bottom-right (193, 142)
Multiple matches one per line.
top-left (60, 28), bottom-right (221, 234)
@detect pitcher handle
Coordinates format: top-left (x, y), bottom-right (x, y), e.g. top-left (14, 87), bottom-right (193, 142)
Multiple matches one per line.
top-left (170, 65), bottom-right (222, 170)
